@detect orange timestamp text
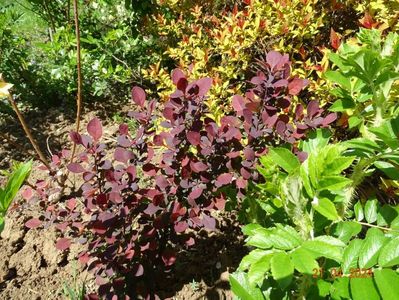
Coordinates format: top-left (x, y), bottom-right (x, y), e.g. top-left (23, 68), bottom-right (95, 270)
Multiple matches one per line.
top-left (312, 268), bottom-right (374, 279)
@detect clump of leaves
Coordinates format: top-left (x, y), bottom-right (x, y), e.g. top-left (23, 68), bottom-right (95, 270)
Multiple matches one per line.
top-left (230, 130), bottom-right (399, 299)
top-left (0, 160), bottom-right (32, 233)
top-left (25, 51), bottom-right (334, 298)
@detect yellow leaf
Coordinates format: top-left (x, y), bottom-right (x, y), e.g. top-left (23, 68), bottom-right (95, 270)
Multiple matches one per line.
top-left (0, 75), bottom-right (13, 97)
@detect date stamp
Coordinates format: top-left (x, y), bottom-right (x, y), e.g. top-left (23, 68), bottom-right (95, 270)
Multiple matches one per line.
top-left (312, 268), bottom-right (374, 279)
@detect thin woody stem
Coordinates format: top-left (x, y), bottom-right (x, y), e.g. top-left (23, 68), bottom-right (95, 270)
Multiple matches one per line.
top-left (7, 93), bottom-right (51, 170)
top-left (70, 0), bottom-right (83, 163)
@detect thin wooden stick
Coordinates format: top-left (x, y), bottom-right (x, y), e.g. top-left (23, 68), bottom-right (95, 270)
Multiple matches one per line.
top-left (70, 0), bottom-right (83, 163)
top-left (7, 94), bottom-right (51, 170)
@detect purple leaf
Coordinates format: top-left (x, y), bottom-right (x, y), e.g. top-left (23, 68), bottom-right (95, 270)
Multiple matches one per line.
top-left (232, 95), bottom-right (246, 115)
top-left (131, 86), bottom-right (146, 107)
top-left (322, 113), bottom-right (337, 126)
top-left (119, 123), bottom-right (129, 135)
top-left (55, 238), bottom-right (71, 251)
top-left (196, 77), bottom-right (213, 97)
top-left (190, 161), bottom-right (208, 173)
top-left (307, 100), bottom-right (320, 117)
top-left (187, 131), bottom-right (201, 146)
top-left (215, 173), bottom-right (233, 187)
top-left (87, 118), bottom-right (102, 141)
top-left (171, 69), bottom-right (186, 84)
top-left (266, 51), bottom-right (283, 70)
top-left (156, 176), bottom-right (169, 189)
top-left (133, 264), bottom-right (144, 277)
top-left (189, 187), bottom-right (203, 200)
top-left (202, 214), bottom-right (216, 230)
top-left (114, 148), bottom-right (134, 163)
top-left (174, 221), bottom-right (188, 233)
top-left (67, 163), bottom-right (86, 173)
top-left (288, 78), bottom-right (309, 95)
top-left (25, 218), bottom-right (42, 229)
top-left (162, 249), bottom-right (176, 267)
top-left (69, 131), bottom-right (82, 144)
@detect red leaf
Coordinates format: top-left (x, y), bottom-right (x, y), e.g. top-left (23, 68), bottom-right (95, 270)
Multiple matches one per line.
top-left (119, 123), bottom-right (129, 135)
top-left (131, 86), bottom-right (146, 107)
top-left (171, 69), bottom-right (186, 85)
top-left (359, 12), bottom-right (378, 29)
top-left (330, 28), bottom-right (341, 50)
top-left (174, 221), bottom-right (188, 233)
top-left (87, 118), bottom-right (103, 141)
top-left (288, 78), bottom-right (309, 95)
top-left (162, 249), bottom-right (176, 267)
top-left (78, 252), bottom-right (90, 264)
top-left (215, 173), bottom-right (233, 187)
top-left (21, 187), bottom-right (33, 201)
top-left (187, 131), bottom-right (200, 146)
top-left (66, 198), bottom-right (77, 210)
top-left (55, 238), bottom-right (71, 251)
top-left (69, 131), bottom-right (82, 144)
top-left (67, 163), bottom-right (86, 173)
top-left (189, 187), bottom-right (203, 200)
top-left (25, 218), bottom-right (42, 229)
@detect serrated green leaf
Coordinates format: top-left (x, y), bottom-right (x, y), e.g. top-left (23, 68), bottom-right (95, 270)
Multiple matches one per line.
top-left (342, 239), bottom-right (364, 274)
top-left (377, 204), bottom-right (398, 227)
top-left (270, 252), bottom-right (294, 290)
top-left (348, 116), bottom-right (362, 129)
top-left (374, 269), bottom-right (399, 300)
top-left (301, 239), bottom-right (343, 262)
top-left (350, 277), bottom-right (380, 300)
top-left (330, 277), bottom-right (350, 300)
top-left (242, 224), bottom-right (263, 236)
top-left (317, 279), bottom-right (332, 297)
top-left (268, 148), bottom-right (300, 174)
top-left (229, 271), bottom-right (265, 300)
top-left (358, 228), bottom-right (387, 268)
top-left (301, 129), bottom-right (331, 154)
top-left (312, 197), bottom-right (340, 221)
top-left (290, 248), bottom-right (318, 275)
top-left (325, 70), bottom-right (351, 90)
top-left (364, 199), bottom-right (378, 224)
top-left (354, 201), bottom-right (364, 221)
top-left (314, 236), bottom-right (346, 247)
top-left (329, 98), bottom-right (356, 112)
top-left (239, 249), bottom-right (273, 271)
top-left (248, 254), bottom-right (273, 286)
top-left (374, 161), bottom-right (399, 180)
top-left (326, 157), bottom-right (356, 175)
top-left (333, 221), bottom-right (362, 243)
top-left (317, 176), bottom-right (352, 191)
top-left (378, 237), bottom-right (399, 267)
top-left (246, 228), bottom-right (273, 249)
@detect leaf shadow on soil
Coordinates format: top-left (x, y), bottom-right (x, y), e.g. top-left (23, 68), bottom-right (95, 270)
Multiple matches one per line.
top-left (156, 213), bottom-right (247, 300)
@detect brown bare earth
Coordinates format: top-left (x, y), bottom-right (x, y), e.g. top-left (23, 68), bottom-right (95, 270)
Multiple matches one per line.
top-left (0, 105), bottom-right (246, 300)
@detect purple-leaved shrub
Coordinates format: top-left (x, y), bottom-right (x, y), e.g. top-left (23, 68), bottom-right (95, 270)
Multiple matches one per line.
top-left (25, 51), bottom-right (336, 299)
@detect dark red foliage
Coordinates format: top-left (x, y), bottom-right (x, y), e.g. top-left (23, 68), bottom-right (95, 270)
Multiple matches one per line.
top-left (26, 51), bottom-right (335, 299)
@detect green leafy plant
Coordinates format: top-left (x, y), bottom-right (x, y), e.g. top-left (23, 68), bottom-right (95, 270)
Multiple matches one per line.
top-left (62, 261), bottom-right (87, 300)
top-left (0, 160), bottom-right (32, 232)
top-left (230, 131), bottom-right (399, 299)
top-left (326, 28), bottom-right (399, 131)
